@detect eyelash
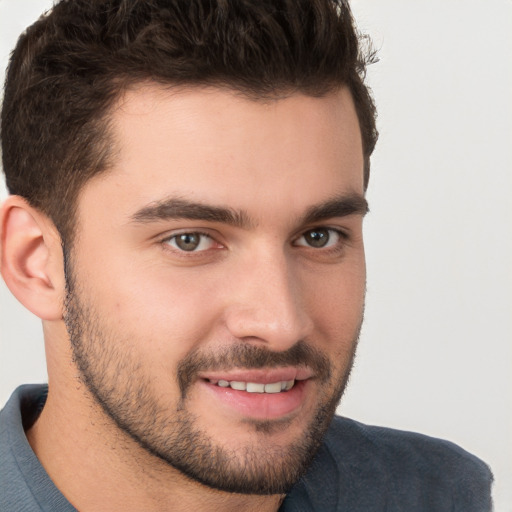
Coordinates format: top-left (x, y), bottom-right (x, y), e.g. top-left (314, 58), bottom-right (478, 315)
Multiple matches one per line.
top-left (293, 227), bottom-right (348, 251)
top-left (161, 230), bottom-right (219, 253)
top-left (160, 227), bottom-right (349, 255)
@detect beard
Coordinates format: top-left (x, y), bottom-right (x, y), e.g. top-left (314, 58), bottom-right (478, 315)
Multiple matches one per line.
top-left (63, 262), bottom-right (360, 495)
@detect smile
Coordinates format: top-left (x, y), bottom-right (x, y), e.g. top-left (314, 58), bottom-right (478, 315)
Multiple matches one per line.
top-left (200, 373), bottom-right (310, 419)
top-left (207, 379), bottom-right (295, 393)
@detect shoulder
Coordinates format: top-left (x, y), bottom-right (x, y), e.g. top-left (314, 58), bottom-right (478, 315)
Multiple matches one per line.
top-left (283, 416), bottom-right (493, 512)
top-left (325, 417), bottom-right (493, 511)
top-left (1, 385), bottom-right (76, 512)
top-left (326, 415), bottom-right (492, 481)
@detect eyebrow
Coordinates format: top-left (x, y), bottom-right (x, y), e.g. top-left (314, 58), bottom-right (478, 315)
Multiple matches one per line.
top-left (300, 193), bottom-right (369, 225)
top-left (130, 193), bottom-right (368, 228)
top-left (130, 197), bottom-right (252, 228)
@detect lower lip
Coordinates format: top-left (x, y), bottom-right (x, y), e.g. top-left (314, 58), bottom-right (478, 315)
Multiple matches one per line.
top-left (201, 379), bottom-right (308, 420)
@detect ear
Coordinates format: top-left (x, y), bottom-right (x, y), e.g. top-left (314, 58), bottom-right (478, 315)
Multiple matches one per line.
top-left (0, 196), bottom-right (65, 321)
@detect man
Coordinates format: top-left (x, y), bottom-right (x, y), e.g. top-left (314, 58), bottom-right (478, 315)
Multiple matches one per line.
top-left (0, 1), bottom-right (492, 510)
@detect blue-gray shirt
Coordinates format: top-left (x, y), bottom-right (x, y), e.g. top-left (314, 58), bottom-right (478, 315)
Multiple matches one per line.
top-left (0, 385), bottom-right (492, 511)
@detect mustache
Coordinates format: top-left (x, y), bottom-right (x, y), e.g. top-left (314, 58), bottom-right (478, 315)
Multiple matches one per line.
top-left (177, 340), bottom-right (332, 398)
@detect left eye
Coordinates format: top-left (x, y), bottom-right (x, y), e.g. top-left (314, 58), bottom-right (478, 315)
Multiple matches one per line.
top-left (294, 228), bottom-right (342, 249)
top-left (165, 232), bottom-right (215, 252)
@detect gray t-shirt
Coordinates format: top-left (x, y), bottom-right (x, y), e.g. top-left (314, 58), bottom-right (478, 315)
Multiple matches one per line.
top-left (1, 385), bottom-right (493, 511)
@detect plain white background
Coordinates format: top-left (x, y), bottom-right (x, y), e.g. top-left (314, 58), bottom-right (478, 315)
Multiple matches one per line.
top-left (1, 0), bottom-right (510, 509)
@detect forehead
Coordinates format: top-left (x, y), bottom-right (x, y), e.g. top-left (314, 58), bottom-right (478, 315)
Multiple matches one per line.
top-left (82, 84), bottom-right (364, 220)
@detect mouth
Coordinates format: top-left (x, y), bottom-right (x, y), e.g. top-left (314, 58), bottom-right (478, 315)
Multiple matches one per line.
top-left (197, 368), bottom-right (313, 420)
top-left (206, 378), bottom-right (295, 393)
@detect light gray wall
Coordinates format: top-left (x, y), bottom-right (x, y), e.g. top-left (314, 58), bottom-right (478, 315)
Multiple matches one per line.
top-left (1, 0), bottom-right (510, 509)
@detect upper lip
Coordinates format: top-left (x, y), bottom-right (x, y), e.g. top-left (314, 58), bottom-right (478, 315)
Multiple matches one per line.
top-left (197, 366), bottom-right (314, 384)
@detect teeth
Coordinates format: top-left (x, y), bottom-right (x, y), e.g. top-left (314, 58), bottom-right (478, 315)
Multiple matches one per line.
top-left (212, 379), bottom-right (296, 393)
top-left (283, 379), bottom-right (294, 391)
top-left (264, 382), bottom-right (282, 394)
top-left (246, 382), bottom-right (265, 393)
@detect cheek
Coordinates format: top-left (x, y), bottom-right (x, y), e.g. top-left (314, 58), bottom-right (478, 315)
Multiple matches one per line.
top-left (305, 254), bottom-right (366, 305)
top-left (77, 253), bottom-right (226, 365)
top-left (303, 260), bottom-right (366, 345)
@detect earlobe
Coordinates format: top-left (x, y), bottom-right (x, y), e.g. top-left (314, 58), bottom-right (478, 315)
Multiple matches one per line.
top-left (0, 196), bottom-right (65, 321)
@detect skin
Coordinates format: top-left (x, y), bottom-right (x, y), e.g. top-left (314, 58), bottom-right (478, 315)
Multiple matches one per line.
top-left (0, 85), bottom-right (367, 511)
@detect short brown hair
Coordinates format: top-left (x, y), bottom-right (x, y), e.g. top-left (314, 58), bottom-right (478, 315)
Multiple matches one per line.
top-left (1, 0), bottom-right (377, 243)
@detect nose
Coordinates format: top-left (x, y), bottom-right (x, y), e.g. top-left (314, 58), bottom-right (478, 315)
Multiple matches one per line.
top-left (223, 250), bottom-right (314, 351)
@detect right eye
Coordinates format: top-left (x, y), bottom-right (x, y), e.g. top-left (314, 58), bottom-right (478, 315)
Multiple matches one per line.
top-left (164, 232), bottom-right (216, 252)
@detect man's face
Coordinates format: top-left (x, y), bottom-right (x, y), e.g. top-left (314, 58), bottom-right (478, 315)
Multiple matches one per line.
top-left (64, 85), bottom-right (367, 494)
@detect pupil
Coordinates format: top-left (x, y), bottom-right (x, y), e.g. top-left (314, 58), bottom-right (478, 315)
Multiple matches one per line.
top-left (306, 229), bottom-right (329, 248)
top-left (176, 233), bottom-right (200, 251)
